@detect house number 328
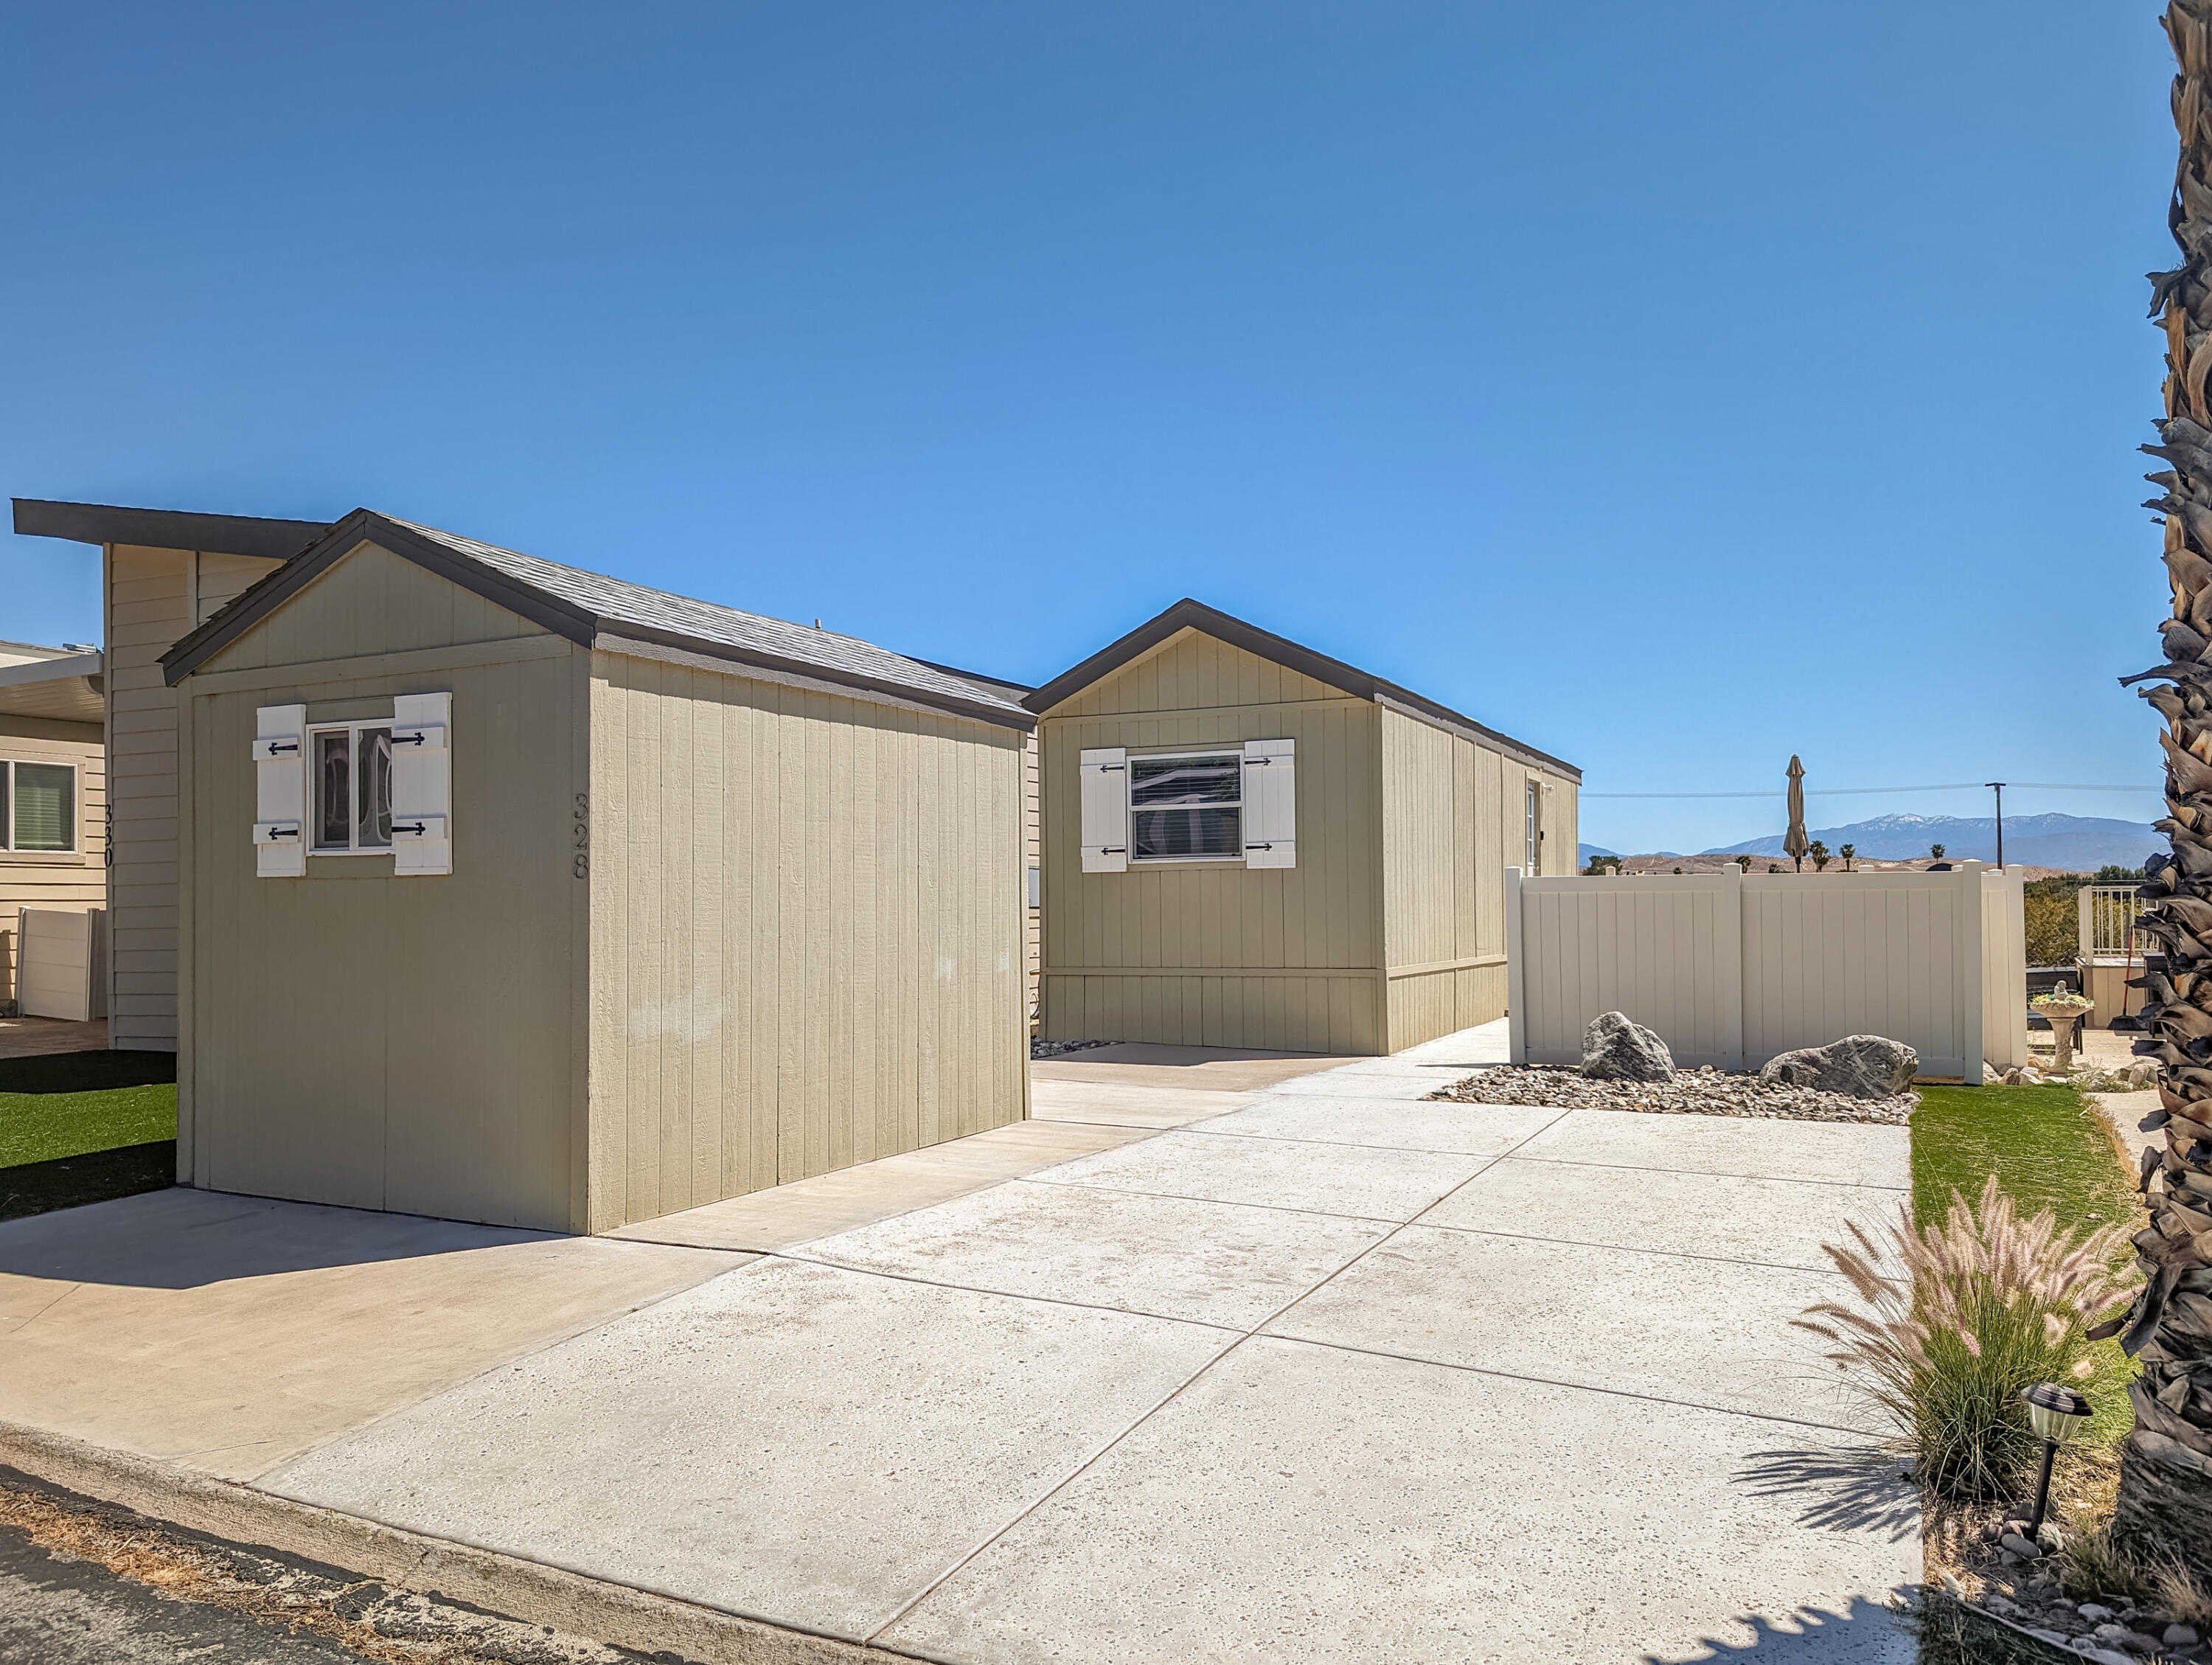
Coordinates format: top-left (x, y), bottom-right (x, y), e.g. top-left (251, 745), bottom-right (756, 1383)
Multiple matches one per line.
top-left (573, 793), bottom-right (590, 878)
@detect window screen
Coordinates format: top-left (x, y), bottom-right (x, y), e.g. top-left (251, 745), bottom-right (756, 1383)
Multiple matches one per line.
top-left (314, 724), bottom-right (397, 852)
top-left (357, 727), bottom-right (393, 849)
top-left (317, 731), bottom-right (352, 849)
top-left (1130, 752), bottom-right (1242, 861)
top-left (12, 763), bottom-right (74, 852)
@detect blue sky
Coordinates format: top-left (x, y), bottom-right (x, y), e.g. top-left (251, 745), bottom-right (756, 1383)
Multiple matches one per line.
top-left (0, 3), bottom-right (2180, 853)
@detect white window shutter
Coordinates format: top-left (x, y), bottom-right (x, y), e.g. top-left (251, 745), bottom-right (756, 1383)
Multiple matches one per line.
top-left (1242, 738), bottom-right (1296, 869)
top-left (391, 691), bottom-right (452, 876)
top-left (1079, 746), bottom-right (1128, 873)
top-left (252, 703), bottom-right (305, 877)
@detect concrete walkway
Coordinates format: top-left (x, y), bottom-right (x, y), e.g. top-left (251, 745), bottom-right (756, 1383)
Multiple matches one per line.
top-left (0, 1023), bottom-right (1916, 1662)
top-left (0, 1018), bottom-right (109, 1060)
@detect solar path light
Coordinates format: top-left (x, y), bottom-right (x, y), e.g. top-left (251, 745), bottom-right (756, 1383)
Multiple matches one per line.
top-left (2021, 1383), bottom-right (2092, 1536)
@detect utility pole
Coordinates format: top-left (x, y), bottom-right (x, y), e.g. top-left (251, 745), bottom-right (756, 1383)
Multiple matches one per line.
top-left (1986, 782), bottom-right (2006, 868)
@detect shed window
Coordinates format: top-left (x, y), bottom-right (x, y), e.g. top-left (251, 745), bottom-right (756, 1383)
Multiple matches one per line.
top-left (1130, 751), bottom-right (1242, 861)
top-left (0, 761), bottom-right (75, 852)
top-left (1524, 779), bottom-right (1542, 876)
top-left (310, 723), bottom-right (394, 853)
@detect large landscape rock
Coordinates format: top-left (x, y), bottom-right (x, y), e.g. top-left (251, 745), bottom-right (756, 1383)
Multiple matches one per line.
top-left (1581, 1011), bottom-right (1674, 1082)
top-left (1758, 1035), bottom-right (1918, 1099)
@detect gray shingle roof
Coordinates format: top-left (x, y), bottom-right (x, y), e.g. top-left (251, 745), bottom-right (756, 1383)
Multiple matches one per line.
top-left (162, 508), bottom-right (1031, 729)
top-left (383, 516), bottom-right (1028, 722)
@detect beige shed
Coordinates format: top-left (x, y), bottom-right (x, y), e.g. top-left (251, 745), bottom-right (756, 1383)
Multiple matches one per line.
top-left (159, 508), bottom-right (1032, 1233)
top-left (1027, 599), bottom-right (1579, 1056)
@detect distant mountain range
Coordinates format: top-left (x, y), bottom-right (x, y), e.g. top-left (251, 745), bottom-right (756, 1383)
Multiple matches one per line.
top-left (1709, 813), bottom-right (2156, 870)
top-left (1580, 813), bottom-right (2159, 872)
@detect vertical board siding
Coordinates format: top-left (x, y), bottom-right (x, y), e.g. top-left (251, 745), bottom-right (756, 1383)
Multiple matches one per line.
top-left (1038, 639), bottom-right (1385, 1053)
top-left (107, 546), bottom-right (201, 1047)
top-left (104, 543), bottom-right (290, 1049)
top-left (187, 647), bottom-right (582, 1230)
top-left (588, 652), bottom-right (1026, 1232)
top-left (1055, 628), bottom-right (1345, 717)
top-left (1512, 869), bottom-right (2018, 1079)
top-left (1377, 708), bottom-right (1557, 1052)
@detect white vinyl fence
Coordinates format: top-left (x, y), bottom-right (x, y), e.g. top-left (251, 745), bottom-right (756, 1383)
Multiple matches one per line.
top-left (14, 906), bottom-right (107, 1023)
top-left (1506, 863), bottom-right (2027, 1082)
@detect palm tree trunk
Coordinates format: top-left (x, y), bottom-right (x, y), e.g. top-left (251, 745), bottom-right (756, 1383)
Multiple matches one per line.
top-left (2111, 0), bottom-right (2212, 1567)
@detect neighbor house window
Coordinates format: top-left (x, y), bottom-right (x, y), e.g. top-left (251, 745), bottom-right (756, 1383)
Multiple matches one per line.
top-left (310, 723), bottom-right (394, 853)
top-left (1130, 751), bottom-right (1242, 861)
top-left (0, 760), bottom-right (76, 853)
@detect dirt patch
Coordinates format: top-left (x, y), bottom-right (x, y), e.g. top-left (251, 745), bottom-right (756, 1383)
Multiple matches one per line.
top-left (0, 1473), bottom-right (649, 1664)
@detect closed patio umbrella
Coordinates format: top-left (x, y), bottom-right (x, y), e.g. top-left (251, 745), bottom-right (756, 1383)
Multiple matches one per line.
top-left (1784, 756), bottom-right (1810, 872)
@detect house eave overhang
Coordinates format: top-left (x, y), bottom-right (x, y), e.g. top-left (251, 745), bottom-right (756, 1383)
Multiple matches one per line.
top-left (12, 498), bottom-right (330, 562)
top-left (1021, 598), bottom-right (1580, 782)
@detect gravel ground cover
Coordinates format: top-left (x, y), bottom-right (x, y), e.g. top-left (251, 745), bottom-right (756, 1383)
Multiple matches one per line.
top-left (1030, 1038), bottom-right (1113, 1060)
top-left (1428, 1064), bottom-right (1916, 1126)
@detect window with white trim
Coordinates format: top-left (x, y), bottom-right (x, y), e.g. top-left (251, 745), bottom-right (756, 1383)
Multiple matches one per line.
top-left (309, 723), bottom-right (394, 853)
top-left (0, 759), bottom-right (77, 852)
top-left (1129, 751), bottom-right (1242, 861)
top-left (1524, 779), bottom-right (1541, 876)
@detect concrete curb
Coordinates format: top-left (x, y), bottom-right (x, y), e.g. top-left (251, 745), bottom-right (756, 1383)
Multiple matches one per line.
top-left (0, 1420), bottom-right (912, 1665)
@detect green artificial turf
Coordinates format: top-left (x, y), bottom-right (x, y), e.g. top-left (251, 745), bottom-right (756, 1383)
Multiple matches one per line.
top-left (0, 1049), bottom-right (176, 1217)
top-left (1910, 1082), bottom-right (2145, 1448)
top-left (1910, 1084), bottom-right (2140, 1237)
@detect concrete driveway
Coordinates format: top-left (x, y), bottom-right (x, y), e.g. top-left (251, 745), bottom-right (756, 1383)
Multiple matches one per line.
top-left (0, 1022), bottom-right (1916, 1662)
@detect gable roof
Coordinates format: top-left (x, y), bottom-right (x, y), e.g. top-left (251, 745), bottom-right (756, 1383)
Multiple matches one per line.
top-left (159, 509), bottom-right (1034, 731)
top-left (1022, 598), bottom-right (1577, 779)
top-left (13, 498), bottom-right (331, 562)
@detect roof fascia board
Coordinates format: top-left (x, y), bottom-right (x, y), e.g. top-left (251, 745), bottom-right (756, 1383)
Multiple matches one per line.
top-left (0, 651), bottom-right (102, 690)
top-left (905, 656), bottom-right (1036, 697)
top-left (1374, 692), bottom-right (1579, 780)
top-left (594, 625), bottom-right (1036, 732)
top-left (1023, 598), bottom-right (1579, 782)
top-left (12, 498), bottom-right (328, 562)
top-left (163, 513), bottom-right (596, 685)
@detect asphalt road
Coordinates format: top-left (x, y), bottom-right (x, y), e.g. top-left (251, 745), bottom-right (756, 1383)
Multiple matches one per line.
top-left (0, 1512), bottom-right (370, 1664)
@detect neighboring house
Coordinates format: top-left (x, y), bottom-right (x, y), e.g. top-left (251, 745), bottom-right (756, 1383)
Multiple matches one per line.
top-left (156, 508), bottom-right (1030, 1231)
top-left (0, 641), bottom-right (106, 1014)
top-left (13, 500), bottom-right (328, 1048)
top-left (1026, 599), bottom-right (1579, 1056)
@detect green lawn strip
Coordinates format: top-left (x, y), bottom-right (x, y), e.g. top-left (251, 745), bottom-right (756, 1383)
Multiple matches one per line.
top-left (0, 1048), bottom-right (178, 1170)
top-left (0, 1081), bottom-right (177, 1167)
top-left (1910, 1083), bottom-right (2146, 1449)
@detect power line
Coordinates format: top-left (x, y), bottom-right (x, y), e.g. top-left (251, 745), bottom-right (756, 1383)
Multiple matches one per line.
top-left (1584, 782), bottom-right (2159, 800)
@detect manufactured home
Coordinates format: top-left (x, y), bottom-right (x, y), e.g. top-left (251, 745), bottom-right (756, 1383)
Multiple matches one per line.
top-left (12, 500), bottom-right (327, 1048)
top-left (153, 508), bottom-right (1030, 1232)
top-left (0, 641), bottom-right (107, 1016)
top-left (1026, 599), bottom-right (1579, 1056)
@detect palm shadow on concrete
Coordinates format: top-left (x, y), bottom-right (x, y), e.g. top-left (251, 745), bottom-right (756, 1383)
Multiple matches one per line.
top-left (1736, 1444), bottom-right (1920, 1542)
top-left (1645, 1595), bottom-right (1913, 1664)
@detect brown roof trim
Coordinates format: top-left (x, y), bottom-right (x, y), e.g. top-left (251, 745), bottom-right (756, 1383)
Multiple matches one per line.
top-left (161, 510), bottom-right (596, 684)
top-left (595, 626), bottom-right (1034, 731)
top-left (13, 498), bottom-right (330, 562)
top-left (597, 634), bottom-right (1033, 731)
top-left (1023, 598), bottom-right (1580, 782)
top-left (906, 656), bottom-right (1036, 698)
top-left (159, 510), bottom-right (1037, 731)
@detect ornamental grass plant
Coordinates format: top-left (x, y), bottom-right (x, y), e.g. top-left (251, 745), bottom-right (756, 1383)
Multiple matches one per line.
top-left (1795, 1175), bottom-right (2136, 1501)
